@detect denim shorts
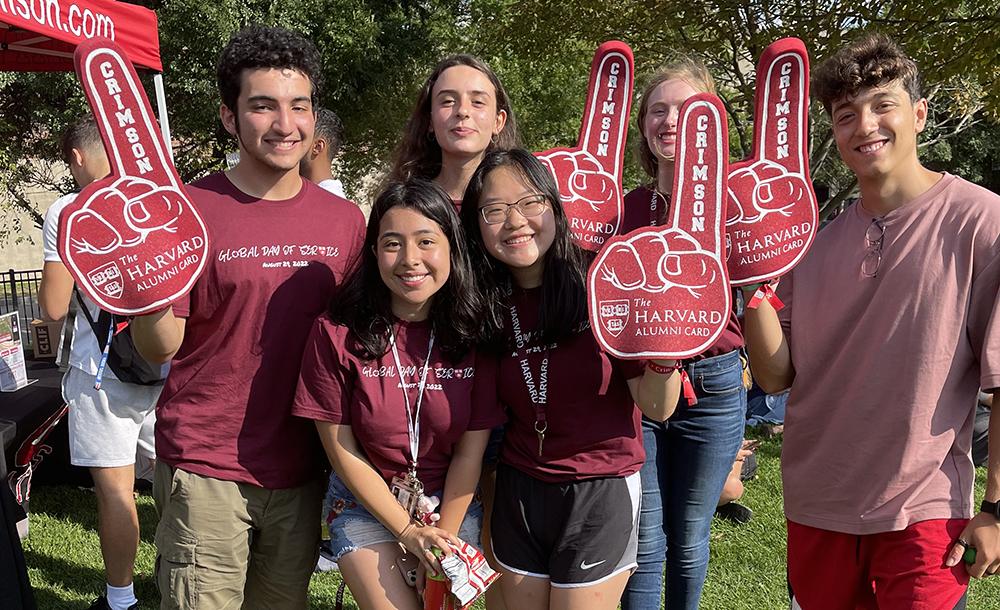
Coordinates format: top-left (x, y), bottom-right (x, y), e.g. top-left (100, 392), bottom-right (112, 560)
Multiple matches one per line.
top-left (324, 472), bottom-right (484, 560)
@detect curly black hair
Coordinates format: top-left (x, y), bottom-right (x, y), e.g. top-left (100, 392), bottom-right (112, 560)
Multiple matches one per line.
top-left (813, 33), bottom-right (922, 115)
top-left (216, 25), bottom-right (323, 113)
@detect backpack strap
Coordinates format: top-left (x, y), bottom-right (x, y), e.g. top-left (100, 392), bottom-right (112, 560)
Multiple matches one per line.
top-left (74, 287), bottom-right (106, 331)
top-left (73, 288), bottom-right (114, 389)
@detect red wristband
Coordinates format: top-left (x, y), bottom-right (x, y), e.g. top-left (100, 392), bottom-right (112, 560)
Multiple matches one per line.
top-left (646, 360), bottom-right (698, 405)
top-left (646, 360), bottom-right (679, 375)
top-left (746, 283), bottom-right (784, 311)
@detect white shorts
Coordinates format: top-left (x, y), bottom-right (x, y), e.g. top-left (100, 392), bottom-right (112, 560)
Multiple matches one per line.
top-left (63, 366), bottom-right (159, 475)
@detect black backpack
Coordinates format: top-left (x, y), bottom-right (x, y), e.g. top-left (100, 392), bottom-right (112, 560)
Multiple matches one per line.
top-left (74, 290), bottom-right (165, 386)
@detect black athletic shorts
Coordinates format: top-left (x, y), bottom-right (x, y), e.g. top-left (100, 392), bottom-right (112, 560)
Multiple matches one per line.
top-left (490, 463), bottom-right (640, 586)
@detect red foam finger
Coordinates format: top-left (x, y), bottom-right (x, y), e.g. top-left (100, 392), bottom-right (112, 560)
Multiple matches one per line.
top-left (71, 208), bottom-right (123, 254)
top-left (668, 94), bottom-right (729, 258)
top-left (725, 37), bottom-right (819, 286)
top-left (536, 146), bottom-right (623, 249)
top-left (534, 41), bottom-right (634, 252)
top-left (540, 151), bottom-right (577, 205)
top-left (76, 39), bottom-right (175, 187)
top-left (58, 38), bottom-right (209, 316)
top-left (753, 38), bottom-right (809, 175)
top-left (589, 226), bottom-right (731, 359)
top-left (588, 92), bottom-right (731, 359)
top-left (570, 167), bottom-right (615, 205)
top-left (577, 41), bottom-right (634, 178)
top-left (598, 237), bottom-right (659, 292)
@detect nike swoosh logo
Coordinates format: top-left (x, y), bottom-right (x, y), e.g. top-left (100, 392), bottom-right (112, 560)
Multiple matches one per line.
top-left (579, 559), bottom-right (606, 570)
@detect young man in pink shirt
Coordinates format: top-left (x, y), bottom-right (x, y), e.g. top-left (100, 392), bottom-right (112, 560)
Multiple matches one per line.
top-left (744, 34), bottom-right (1000, 609)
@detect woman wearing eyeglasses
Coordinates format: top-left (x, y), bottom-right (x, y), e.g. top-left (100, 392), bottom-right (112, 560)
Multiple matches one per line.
top-left (460, 149), bottom-right (681, 610)
top-left (618, 57), bottom-right (749, 610)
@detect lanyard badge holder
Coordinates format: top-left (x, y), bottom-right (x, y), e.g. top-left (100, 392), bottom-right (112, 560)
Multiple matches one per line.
top-left (388, 327), bottom-right (435, 521)
top-left (390, 471), bottom-right (424, 519)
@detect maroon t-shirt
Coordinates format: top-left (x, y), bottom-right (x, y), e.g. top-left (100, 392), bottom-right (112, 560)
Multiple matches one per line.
top-left (498, 287), bottom-right (645, 482)
top-left (155, 173), bottom-right (365, 489)
top-left (620, 185), bottom-right (744, 360)
top-left (292, 317), bottom-right (505, 492)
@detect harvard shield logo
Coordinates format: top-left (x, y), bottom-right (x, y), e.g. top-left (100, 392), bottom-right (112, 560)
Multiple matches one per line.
top-left (88, 261), bottom-right (124, 300)
top-left (599, 299), bottom-right (629, 338)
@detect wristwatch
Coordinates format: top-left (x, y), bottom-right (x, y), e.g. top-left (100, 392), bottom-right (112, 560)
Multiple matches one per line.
top-left (981, 500), bottom-right (1000, 520)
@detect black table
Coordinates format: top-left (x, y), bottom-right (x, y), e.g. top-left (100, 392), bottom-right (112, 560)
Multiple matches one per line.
top-left (0, 360), bottom-right (66, 486)
top-left (0, 360), bottom-right (51, 610)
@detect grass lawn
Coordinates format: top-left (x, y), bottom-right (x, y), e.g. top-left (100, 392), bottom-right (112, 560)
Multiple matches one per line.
top-left (22, 434), bottom-right (1000, 609)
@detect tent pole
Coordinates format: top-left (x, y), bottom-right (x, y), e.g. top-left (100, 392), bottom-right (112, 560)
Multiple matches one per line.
top-left (153, 73), bottom-right (173, 163)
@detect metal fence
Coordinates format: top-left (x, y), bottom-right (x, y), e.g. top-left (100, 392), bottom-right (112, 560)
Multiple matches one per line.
top-left (1, 268), bottom-right (43, 348)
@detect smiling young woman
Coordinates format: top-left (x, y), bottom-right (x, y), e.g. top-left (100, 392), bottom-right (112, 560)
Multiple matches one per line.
top-left (292, 180), bottom-right (503, 610)
top-left (619, 57), bottom-right (750, 610)
top-left (388, 56), bottom-right (522, 609)
top-left (461, 149), bottom-right (681, 610)
top-left (388, 55), bottom-right (521, 209)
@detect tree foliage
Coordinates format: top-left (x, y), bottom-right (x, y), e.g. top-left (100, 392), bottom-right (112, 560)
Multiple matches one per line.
top-left (3, 0), bottom-right (1000, 242)
top-left (487, 0), bottom-right (1000, 215)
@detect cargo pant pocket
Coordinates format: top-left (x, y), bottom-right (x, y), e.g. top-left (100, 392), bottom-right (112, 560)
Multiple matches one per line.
top-left (155, 535), bottom-right (198, 609)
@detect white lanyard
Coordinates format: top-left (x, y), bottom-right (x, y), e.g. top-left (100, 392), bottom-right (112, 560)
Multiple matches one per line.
top-left (388, 327), bottom-right (435, 473)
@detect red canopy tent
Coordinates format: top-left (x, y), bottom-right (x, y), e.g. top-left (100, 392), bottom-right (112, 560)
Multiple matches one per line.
top-left (0, 0), bottom-right (172, 157)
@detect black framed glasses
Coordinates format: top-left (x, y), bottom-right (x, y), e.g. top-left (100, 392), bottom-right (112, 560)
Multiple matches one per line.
top-left (479, 194), bottom-right (549, 225)
top-left (862, 217), bottom-right (885, 278)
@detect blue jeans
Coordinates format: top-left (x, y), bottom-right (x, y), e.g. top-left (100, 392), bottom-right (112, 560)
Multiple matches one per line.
top-left (621, 349), bottom-right (747, 610)
top-left (746, 388), bottom-right (788, 427)
top-left (323, 472), bottom-right (483, 560)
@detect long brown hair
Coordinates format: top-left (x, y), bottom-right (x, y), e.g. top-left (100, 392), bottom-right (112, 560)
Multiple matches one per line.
top-left (635, 56), bottom-right (716, 180)
top-left (329, 179), bottom-right (481, 362)
top-left (388, 54), bottom-right (521, 183)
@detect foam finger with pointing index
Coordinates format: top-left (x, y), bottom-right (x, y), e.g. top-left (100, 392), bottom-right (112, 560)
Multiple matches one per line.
top-left (58, 38), bottom-right (209, 316)
top-left (726, 37), bottom-right (818, 286)
top-left (589, 94), bottom-right (731, 359)
top-left (535, 41), bottom-right (633, 250)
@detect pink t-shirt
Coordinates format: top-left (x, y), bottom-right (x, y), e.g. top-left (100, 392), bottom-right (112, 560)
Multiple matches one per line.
top-left (621, 185), bottom-right (744, 360)
top-left (498, 287), bottom-right (646, 482)
top-left (292, 317), bottom-right (505, 493)
top-left (779, 174), bottom-right (1000, 534)
top-left (155, 173), bottom-right (365, 489)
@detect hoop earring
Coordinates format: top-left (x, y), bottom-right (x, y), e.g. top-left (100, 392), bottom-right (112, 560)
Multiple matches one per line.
top-left (491, 132), bottom-right (499, 145)
top-left (427, 131), bottom-right (436, 142)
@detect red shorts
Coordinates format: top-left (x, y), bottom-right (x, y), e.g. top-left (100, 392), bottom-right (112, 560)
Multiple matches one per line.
top-left (787, 518), bottom-right (969, 610)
